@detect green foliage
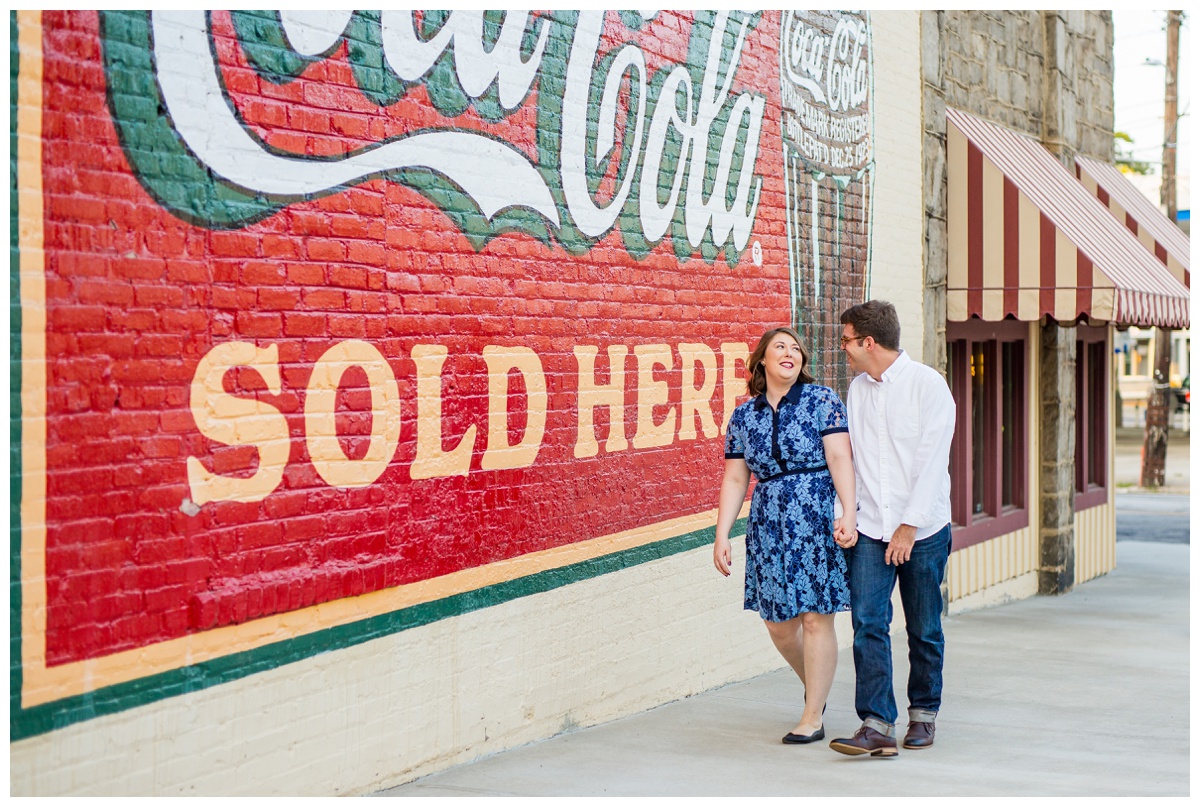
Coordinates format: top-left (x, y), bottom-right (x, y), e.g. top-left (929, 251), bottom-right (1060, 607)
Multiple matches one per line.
top-left (1114, 131), bottom-right (1154, 175)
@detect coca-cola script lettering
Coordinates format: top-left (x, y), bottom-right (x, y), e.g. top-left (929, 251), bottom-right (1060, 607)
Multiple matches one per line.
top-left (106, 11), bottom-right (767, 263)
top-left (779, 10), bottom-right (871, 174)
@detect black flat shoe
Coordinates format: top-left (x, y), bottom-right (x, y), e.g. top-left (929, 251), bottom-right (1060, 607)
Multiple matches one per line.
top-left (782, 725), bottom-right (825, 744)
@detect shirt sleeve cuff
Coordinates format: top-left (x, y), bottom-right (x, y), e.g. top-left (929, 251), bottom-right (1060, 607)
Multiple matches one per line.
top-left (901, 508), bottom-right (932, 528)
top-left (725, 451), bottom-right (745, 459)
top-left (818, 426), bottom-right (849, 436)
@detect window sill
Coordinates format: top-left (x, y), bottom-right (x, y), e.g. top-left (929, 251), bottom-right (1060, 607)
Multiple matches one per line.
top-left (1074, 486), bottom-right (1108, 511)
top-left (951, 508), bottom-right (1030, 551)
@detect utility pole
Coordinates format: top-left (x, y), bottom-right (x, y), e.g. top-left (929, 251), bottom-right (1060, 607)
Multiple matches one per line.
top-left (1140, 9), bottom-right (1182, 488)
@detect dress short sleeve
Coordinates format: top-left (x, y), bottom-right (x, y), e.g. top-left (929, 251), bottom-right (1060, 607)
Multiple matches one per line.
top-left (817, 387), bottom-right (849, 437)
top-left (724, 405), bottom-right (746, 458)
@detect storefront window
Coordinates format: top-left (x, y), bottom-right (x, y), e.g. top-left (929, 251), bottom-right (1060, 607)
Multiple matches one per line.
top-left (1001, 340), bottom-right (1023, 508)
top-left (971, 342), bottom-right (986, 515)
top-left (1075, 327), bottom-right (1109, 509)
top-left (947, 319), bottom-right (1029, 550)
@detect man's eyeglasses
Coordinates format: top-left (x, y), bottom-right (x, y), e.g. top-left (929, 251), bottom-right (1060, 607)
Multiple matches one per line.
top-left (840, 334), bottom-right (866, 347)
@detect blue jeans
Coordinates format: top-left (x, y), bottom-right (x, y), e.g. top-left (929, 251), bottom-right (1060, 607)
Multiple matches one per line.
top-left (846, 524), bottom-right (952, 732)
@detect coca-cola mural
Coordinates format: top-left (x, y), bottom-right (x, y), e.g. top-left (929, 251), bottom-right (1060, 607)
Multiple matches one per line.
top-left (779, 10), bottom-right (873, 392)
top-left (12, 10), bottom-right (874, 734)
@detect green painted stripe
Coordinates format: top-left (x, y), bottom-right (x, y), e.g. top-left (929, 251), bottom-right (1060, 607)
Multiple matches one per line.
top-left (10, 514), bottom-right (745, 741)
top-left (10, 8), bottom-right (26, 739)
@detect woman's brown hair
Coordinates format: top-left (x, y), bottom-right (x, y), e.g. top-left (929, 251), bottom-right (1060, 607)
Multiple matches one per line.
top-left (745, 326), bottom-right (815, 397)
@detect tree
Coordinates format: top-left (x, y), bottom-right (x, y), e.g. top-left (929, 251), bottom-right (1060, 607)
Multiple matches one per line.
top-left (1113, 131), bottom-right (1154, 175)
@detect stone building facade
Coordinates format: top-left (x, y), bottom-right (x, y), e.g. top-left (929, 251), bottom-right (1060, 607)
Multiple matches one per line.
top-left (922, 11), bottom-right (1125, 601)
top-left (922, 10), bottom-right (1116, 368)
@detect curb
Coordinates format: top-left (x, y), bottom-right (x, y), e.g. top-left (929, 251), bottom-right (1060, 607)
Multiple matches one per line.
top-left (1115, 487), bottom-right (1190, 496)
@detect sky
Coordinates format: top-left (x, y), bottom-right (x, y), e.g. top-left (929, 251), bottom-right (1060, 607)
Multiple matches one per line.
top-left (1112, 9), bottom-right (1191, 212)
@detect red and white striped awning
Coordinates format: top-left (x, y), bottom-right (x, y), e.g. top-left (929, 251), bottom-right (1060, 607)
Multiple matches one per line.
top-left (1075, 154), bottom-right (1190, 288)
top-left (947, 107), bottom-right (1189, 329)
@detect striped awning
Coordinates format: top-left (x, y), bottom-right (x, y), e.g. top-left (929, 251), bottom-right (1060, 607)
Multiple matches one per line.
top-left (1075, 154), bottom-right (1190, 288)
top-left (947, 107), bottom-right (1189, 328)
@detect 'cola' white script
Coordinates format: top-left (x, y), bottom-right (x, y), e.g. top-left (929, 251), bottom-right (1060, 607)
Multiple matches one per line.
top-left (780, 11), bottom-right (868, 113)
top-left (150, 11), bottom-right (766, 253)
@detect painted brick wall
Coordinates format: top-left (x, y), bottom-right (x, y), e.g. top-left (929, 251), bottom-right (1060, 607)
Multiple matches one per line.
top-left (866, 13), bottom-right (925, 358)
top-left (11, 10), bottom-right (925, 794)
top-left (29, 10), bottom-right (775, 672)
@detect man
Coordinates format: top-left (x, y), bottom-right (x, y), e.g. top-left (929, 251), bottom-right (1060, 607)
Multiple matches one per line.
top-left (828, 300), bottom-right (956, 758)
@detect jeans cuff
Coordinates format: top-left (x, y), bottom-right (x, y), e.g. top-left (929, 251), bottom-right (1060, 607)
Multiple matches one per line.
top-left (908, 708), bottom-right (937, 724)
top-left (863, 717), bottom-right (895, 737)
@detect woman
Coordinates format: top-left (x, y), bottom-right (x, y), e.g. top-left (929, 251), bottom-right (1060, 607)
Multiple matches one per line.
top-left (714, 326), bottom-right (857, 744)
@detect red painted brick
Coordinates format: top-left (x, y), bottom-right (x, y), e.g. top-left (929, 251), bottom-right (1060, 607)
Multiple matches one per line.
top-left (165, 260), bottom-right (210, 284)
top-left (32, 10), bottom-right (790, 668)
top-left (258, 288), bottom-right (302, 310)
top-left (301, 288), bottom-right (345, 309)
top-left (262, 234), bottom-right (301, 259)
top-left (347, 241), bottom-right (386, 266)
top-left (327, 313), bottom-right (367, 338)
top-left (134, 284), bottom-right (185, 307)
top-left (242, 261), bottom-right (287, 286)
top-left (308, 239), bottom-right (347, 263)
top-left (210, 231), bottom-right (260, 258)
top-left (282, 311), bottom-right (326, 337)
top-left (239, 521), bottom-right (283, 551)
top-left (235, 311), bottom-right (282, 337)
top-left (76, 279), bottom-right (133, 306)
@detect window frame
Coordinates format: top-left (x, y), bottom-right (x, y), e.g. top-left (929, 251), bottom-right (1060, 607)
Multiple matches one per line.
top-left (946, 319), bottom-right (1030, 551)
top-left (1074, 325), bottom-right (1109, 511)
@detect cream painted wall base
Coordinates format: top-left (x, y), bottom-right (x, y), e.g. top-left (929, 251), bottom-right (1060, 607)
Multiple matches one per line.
top-left (946, 570), bottom-right (1039, 616)
top-left (10, 539), bottom-right (911, 796)
top-left (1, 541), bottom-right (780, 795)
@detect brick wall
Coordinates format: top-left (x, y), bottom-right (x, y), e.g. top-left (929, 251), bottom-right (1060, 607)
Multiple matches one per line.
top-left (19, 8), bottom-right (779, 691)
top-left (11, 10), bottom-right (925, 794)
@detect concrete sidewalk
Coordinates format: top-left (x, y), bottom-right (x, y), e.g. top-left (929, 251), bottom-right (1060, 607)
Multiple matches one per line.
top-left (378, 540), bottom-right (1189, 797)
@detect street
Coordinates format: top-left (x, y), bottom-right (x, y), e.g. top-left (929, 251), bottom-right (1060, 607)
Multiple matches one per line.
top-left (1113, 424), bottom-right (1190, 544)
top-left (1116, 493), bottom-right (1190, 543)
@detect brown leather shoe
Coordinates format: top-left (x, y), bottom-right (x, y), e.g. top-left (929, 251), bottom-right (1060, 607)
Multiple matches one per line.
top-left (829, 725), bottom-right (898, 757)
top-left (903, 721), bottom-right (935, 749)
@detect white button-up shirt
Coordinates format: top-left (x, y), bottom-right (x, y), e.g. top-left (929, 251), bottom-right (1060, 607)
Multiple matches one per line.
top-left (846, 350), bottom-right (955, 543)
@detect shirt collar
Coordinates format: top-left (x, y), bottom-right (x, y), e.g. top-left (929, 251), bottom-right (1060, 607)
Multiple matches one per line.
top-left (753, 381), bottom-right (806, 410)
top-left (869, 349), bottom-right (910, 385)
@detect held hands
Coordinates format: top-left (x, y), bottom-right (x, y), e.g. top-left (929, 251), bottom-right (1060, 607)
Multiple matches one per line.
top-left (713, 534), bottom-right (733, 577)
top-left (833, 517), bottom-right (858, 549)
top-left (885, 524), bottom-right (918, 565)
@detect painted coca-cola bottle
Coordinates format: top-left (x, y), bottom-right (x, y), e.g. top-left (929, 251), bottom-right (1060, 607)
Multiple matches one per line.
top-left (779, 10), bottom-right (873, 393)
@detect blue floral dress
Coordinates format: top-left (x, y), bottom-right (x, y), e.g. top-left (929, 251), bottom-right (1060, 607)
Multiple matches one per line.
top-left (724, 382), bottom-right (851, 621)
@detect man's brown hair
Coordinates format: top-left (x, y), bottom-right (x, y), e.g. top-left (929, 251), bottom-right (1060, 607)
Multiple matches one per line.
top-left (745, 326), bottom-right (816, 397)
top-left (839, 300), bottom-right (901, 351)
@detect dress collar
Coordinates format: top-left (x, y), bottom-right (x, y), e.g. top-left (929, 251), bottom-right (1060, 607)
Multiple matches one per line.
top-left (753, 381), bottom-right (806, 410)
